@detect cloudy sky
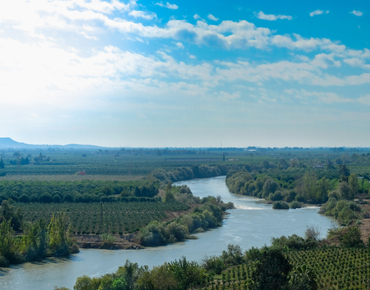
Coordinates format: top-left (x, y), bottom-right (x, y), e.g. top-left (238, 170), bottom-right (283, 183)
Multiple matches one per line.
top-left (0, 0), bottom-right (369, 147)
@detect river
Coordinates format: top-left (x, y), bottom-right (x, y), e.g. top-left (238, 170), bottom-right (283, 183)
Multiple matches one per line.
top-left (0, 176), bottom-right (335, 290)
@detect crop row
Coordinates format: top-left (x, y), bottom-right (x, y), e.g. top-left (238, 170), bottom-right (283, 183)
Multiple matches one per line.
top-left (202, 248), bottom-right (370, 290)
top-left (17, 201), bottom-right (189, 234)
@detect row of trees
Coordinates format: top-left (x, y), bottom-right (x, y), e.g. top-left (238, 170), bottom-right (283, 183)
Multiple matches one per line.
top-left (149, 165), bottom-right (228, 183)
top-left (0, 180), bottom-right (159, 203)
top-left (226, 164), bottom-right (365, 206)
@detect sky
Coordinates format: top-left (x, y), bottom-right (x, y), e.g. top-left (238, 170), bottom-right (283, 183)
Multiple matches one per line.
top-left (0, 0), bottom-right (369, 148)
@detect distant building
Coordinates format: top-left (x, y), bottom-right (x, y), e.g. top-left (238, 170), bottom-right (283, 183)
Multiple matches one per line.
top-left (77, 170), bottom-right (86, 175)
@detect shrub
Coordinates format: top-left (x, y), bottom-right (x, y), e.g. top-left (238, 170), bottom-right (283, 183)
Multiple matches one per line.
top-left (270, 191), bottom-right (283, 201)
top-left (273, 201), bottom-right (289, 210)
top-left (39, 192), bottom-right (53, 203)
top-left (289, 201), bottom-right (303, 209)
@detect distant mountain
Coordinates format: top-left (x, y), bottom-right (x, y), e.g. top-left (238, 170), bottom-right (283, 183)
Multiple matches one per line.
top-left (0, 138), bottom-right (31, 148)
top-left (0, 137), bottom-right (106, 149)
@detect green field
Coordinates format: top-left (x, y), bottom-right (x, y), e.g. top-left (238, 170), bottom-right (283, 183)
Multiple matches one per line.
top-left (18, 201), bottom-right (190, 234)
top-left (204, 248), bottom-right (370, 290)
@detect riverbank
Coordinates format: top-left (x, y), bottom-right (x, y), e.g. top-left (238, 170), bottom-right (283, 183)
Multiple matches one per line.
top-left (75, 204), bottom-right (202, 249)
top-left (0, 176), bottom-right (336, 290)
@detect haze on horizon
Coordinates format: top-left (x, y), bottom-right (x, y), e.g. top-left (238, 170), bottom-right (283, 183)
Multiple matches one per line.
top-left (0, 0), bottom-right (369, 148)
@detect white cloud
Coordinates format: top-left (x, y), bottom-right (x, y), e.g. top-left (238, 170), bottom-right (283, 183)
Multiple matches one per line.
top-left (343, 58), bottom-right (370, 69)
top-left (193, 14), bottom-right (201, 20)
top-left (256, 11), bottom-right (293, 21)
top-left (358, 95), bottom-right (370, 105)
top-left (217, 91), bottom-right (240, 100)
top-left (155, 2), bottom-right (178, 10)
top-left (175, 42), bottom-right (184, 49)
top-left (0, 0), bottom-right (364, 57)
top-left (350, 10), bottom-right (363, 17)
top-left (129, 10), bottom-right (156, 20)
top-left (208, 14), bottom-right (219, 21)
top-left (310, 10), bottom-right (329, 17)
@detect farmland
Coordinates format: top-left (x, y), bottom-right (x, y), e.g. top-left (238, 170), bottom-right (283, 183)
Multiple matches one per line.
top-left (18, 201), bottom-right (190, 235)
top-left (1, 147), bottom-right (369, 179)
top-left (202, 247), bottom-right (370, 290)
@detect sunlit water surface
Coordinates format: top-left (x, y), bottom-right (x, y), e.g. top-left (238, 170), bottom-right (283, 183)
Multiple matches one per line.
top-left (0, 176), bottom-right (334, 289)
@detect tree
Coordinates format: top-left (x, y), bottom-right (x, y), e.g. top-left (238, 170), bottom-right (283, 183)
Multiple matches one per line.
top-left (303, 172), bottom-right (317, 202)
top-left (0, 200), bottom-right (23, 231)
top-left (251, 249), bottom-right (292, 290)
top-left (315, 177), bottom-right (329, 203)
top-left (220, 244), bottom-right (244, 266)
top-left (23, 219), bottom-right (48, 260)
top-left (48, 212), bottom-right (71, 256)
top-left (39, 192), bottom-right (53, 203)
top-left (325, 160), bottom-right (335, 169)
top-left (290, 159), bottom-right (299, 167)
top-left (348, 174), bottom-right (359, 196)
top-left (305, 226), bottom-right (320, 241)
top-left (168, 257), bottom-right (206, 290)
top-left (340, 226), bottom-right (363, 248)
top-left (338, 182), bottom-right (354, 200)
top-left (279, 159), bottom-right (289, 169)
top-left (289, 264), bottom-right (318, 290)
top-left (0, 219), bottom-right (15, 264)
top-left (338, 164), bottom-right (350, 177)
top-left (0, 157), bottom-right (4, 168)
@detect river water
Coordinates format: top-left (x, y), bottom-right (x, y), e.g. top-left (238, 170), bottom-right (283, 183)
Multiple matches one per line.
top-left (0, 176), bottom-right (335, 290)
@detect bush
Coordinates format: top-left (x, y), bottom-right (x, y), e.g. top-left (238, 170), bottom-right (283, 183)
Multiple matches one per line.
top-left (136, 221), bottom-right (169, 246)
top-left (201, 255), bottom-right (225, 275)
top-left (296, 194), bottom-right (305, 202)
top-left (289, 201), bottom-right (303, 209)
top-left (39, 192), bottom-right (53, 203)
top-left (19, 194), bottom-right (29, 203)
top-left (0, 255), bottom-right (9, 267)
top-left (270, 191), bottom-right (283, 201)
top-left (273, 201), bottom-right (289, 210)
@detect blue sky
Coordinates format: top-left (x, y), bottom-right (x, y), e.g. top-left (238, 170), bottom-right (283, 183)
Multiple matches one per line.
top-left (0, 0), bottom-right (369, 147)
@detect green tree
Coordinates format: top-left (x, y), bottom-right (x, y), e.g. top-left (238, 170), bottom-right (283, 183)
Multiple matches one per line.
top-left (303, 172), bottom-right (317, 202)
top-left (338, 164), bottom-right (350, 177)
top-left (48, 212), bottom-right (71, 256)
top-left (220, 244), bottom-right (244, 266)
top-left (340, 226), bottom-right (363, 248)
top-left (74, 275), bottom-right (95, 290)
top-left (251, 249), bottom-right (292, 290)
top-left (289, 264), bottom-right (318, 290)
top-left (0, 200), bottom-right (23, 231)
top-left (0, 219), bottom-right (15, 264)
top-left (338, 182), bottom-right (354, 200)
top-left (168, 256), bottom-right (206, 290)
top-left (0, 157), bottom-right (4, 168)
top-left (23, 219), bottom-right (48, 260)
top-left (137, 264), bottom-right (177, 290)
top-left (315, 177), bottom-right (329, 203)
top-left (348, 174), bottom-right (359, 196)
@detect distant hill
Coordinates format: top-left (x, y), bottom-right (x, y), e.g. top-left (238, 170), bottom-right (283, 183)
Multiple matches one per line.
top-left (0, 137), bottom-right (106, 149)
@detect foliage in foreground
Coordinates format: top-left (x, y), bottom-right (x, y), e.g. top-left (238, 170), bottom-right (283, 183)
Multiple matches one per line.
top-left (0, 201), bottom-right (77, 267)
top-left (58, 224), bottom-right (370, 290)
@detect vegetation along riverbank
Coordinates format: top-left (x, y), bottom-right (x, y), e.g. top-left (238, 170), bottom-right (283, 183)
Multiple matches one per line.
top-left (55, 224), bottom-right (370, 290)
top-left (0, 181), bottom-right (234, 265)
